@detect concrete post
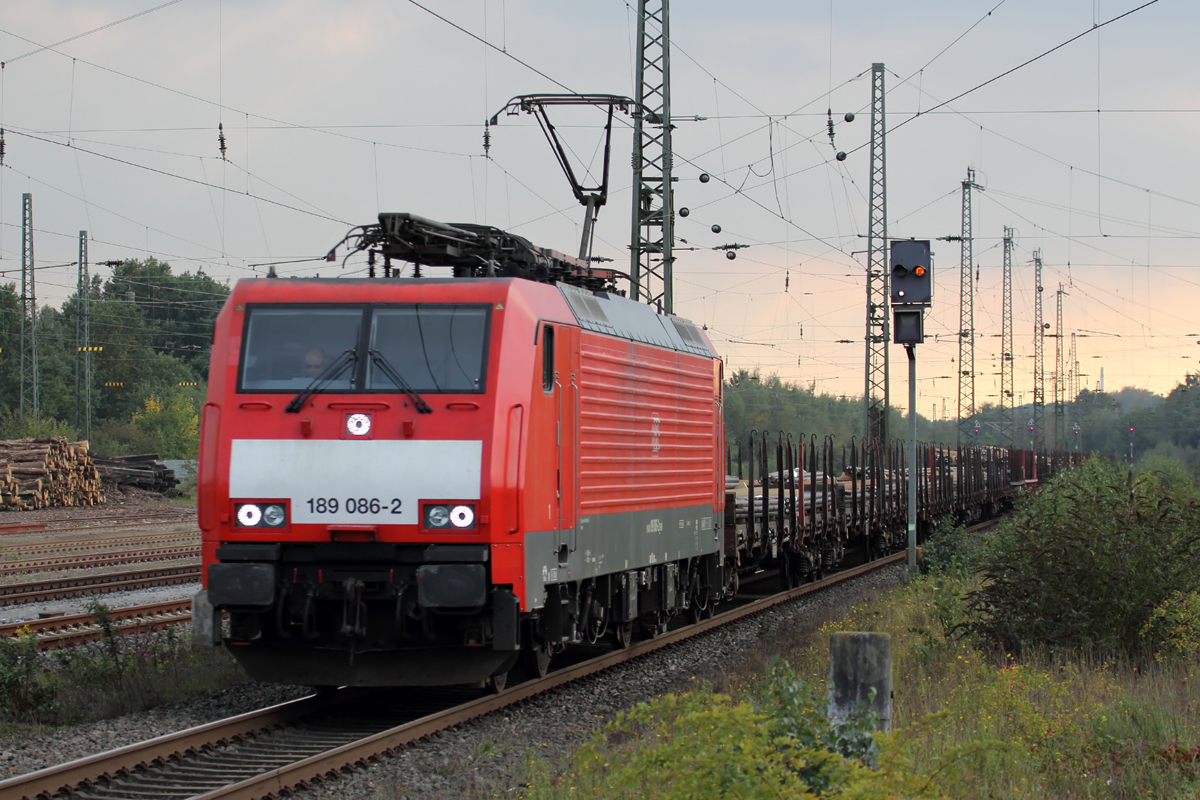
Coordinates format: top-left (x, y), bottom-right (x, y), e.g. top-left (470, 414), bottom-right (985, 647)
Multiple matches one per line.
top-left (191, 589), bottom-right (221, 648)
top-left (828, 632), bottom-right (892, 731)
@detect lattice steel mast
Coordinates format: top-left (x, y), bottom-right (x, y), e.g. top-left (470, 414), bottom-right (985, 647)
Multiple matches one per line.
top-left (629, 0), bottom-right (673, 313)
top-left (956, 168), bottom-right (981, 444)
top-left (1032, 249), bottom-right (1045, 450)
top-left (76, 231), bottom-right (91, 437)
top-left (1068, 332), bottom-right (1079, 407)
top-left (19, 193), bottom-right (38, 421)
top-left (1054, 283), bottom-right (1065, 450)
top-left (864, 63), bottom-right (889, 444)
top-left (1000, 226), bottom-right (1015, 447)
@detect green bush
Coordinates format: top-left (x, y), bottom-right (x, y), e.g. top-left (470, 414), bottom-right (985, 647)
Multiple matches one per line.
top-left (0, 626), bottom-right (56, 721)
top-left (131, 393), bottom-right (199, 459)
top-left (90, 419), bottom-right (157, 457)
top-left (962, 455), bottom-right (1200, 654)
top-left (0, 410), bottom-right (78, 441)
top-left (522, 659), bottom-right (945, 799)
top-left (921, 518), bottom-right (975, 577)
top-left (0, 602), bottom-right (246, 728)
top-left (1140, 589), bottom-right (1200, 662)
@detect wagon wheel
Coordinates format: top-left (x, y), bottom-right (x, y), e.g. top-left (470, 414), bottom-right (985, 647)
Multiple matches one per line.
top-left (486, 671), bottom-right (508, 694)
top-left (780, 551), bottom-right (797, 591)
top-left (523, 627), bottom-right (552, 678)
top-left (614, 620), bottom-right (635, 649)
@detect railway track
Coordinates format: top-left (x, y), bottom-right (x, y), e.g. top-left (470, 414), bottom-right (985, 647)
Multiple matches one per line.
top-left (0, 510), bottom-right (197, 537)
top-left (0, 600), bottom-right (193, 650)
top-left (0, 565), bottom-right (200, 606)
top-left (0, 546), bottom-right (200, 577)
top-left (0, 550), bottom-right (907, 800)
top-left (0, 532), bottom-right (198, 559)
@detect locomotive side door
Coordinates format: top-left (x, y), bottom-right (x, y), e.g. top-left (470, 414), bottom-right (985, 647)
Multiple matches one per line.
top-left (535, 322), bottom-right (578, 567)
top-left (558, 326), bottom-right (579, 556)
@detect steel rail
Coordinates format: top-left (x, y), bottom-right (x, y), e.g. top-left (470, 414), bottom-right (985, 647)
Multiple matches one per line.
top-left (2, 533), bottom-right (198, 558)
top-left (0, 551), bottom-right (906, 800)
top-left (198, 551), bottom-right (909, 800)
top-left (0, 547), bottom-right (200, 577)
top-left (0, 565), bottom-right (200, 606)
top-left (0, 599), bottom-right (193, 647)
top-left (0, 695), bottom-right (337, 800)
top-left (0, 509), bottom-right (196, 527)
top-left (0, 514), bottom-right (198, 537)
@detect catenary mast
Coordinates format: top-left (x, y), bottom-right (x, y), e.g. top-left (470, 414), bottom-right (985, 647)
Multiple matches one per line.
top-left (864, 63), bottom-right (889, 444)
top-left (629, 0), bottom-right (673, 313)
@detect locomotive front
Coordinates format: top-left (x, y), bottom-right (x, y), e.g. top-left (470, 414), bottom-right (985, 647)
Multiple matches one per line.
top-left (194, 277), bottom-right (534, 687)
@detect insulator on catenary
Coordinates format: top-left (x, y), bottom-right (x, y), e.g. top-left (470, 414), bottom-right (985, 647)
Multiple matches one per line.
top-left (483, 124), bottom-right (491, 157)
top-left (218, 122), bottom-right (227, 160)
top-left (0, 128), bottom-right (5, 165)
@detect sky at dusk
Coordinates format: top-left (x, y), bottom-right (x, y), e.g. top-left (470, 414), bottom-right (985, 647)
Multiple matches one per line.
top-left (1, 0), bottom-right (1197, 420)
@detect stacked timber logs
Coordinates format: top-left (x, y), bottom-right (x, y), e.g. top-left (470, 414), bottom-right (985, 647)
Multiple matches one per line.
top-left (0, 438), bottom-right (105, 510)
top-left (91, 453), bottom-right (180, 493)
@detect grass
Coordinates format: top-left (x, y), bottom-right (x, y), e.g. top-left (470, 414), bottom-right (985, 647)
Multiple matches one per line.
top-left (778, 575), bottom-right (1200, 798)
top-left (0, 608), bottom-right (248, 734)
top-left (520, 573), bottom-right (1200, 799)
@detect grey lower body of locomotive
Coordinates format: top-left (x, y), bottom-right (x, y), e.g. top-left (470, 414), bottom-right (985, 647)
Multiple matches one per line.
top-left (193, 503), bottom-right (722, 687)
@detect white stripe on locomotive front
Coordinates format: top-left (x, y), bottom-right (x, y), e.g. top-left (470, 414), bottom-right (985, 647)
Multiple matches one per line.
top-left (229, 439), bottom-right (483, 525)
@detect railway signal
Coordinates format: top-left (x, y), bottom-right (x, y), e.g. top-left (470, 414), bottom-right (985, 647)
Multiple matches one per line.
top-left (890, 239), bottom-right (932, 305)
top-left (891, 240), bottom-right (930, 346)
top-left (889, 239), bottom-right (932, 577)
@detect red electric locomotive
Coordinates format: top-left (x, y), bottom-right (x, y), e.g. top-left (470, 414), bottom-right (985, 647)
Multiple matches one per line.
top-left (193, 214), bottom-right (727, 688)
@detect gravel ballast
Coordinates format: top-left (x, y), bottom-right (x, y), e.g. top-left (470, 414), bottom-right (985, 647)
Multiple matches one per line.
top-left (0, 564), bottom-right (903, 795)
top-left (0, 682), bottom-right (312, 779)
top-left (0, 581), bottom-right (202, 626)
top-left (294, 564), bottom-right (907, 800)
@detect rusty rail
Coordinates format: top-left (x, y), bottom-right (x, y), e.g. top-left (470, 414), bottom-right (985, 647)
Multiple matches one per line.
top-left (0, 551), bottom-right (906, 800)
top-left (0, 565), bottom-right (200, 606)
top-left (0, 547), bottom-right (200, 577)
top-left (0, 599), bottom-right (194, 650)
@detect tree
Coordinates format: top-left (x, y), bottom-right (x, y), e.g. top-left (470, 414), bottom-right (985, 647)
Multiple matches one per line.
top-left (131, 393), bottom-right (200, 459)
top-left (102, 258), bottom-right (229, 376)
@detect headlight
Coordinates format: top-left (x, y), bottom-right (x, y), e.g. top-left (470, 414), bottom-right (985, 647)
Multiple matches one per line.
top-left (450, 505), bottom-right (475, 528)
top-left (346, 413), bottom-right (371, 436)
top-left (263, 504), bottom-right (286, 527)
top-left (236, 503), bottom-right (262, 527)
top-left (426, 505), bottom-right (450, 528)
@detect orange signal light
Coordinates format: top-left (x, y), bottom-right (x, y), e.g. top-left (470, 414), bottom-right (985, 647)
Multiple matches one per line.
top-left (913, 266), bottom-right (927, 277)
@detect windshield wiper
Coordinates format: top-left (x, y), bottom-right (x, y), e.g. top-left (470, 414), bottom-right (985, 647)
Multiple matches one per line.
top-left (369, 349), bottom-right (433, 413)
top-left (285, 349), bottom-right (357, 413)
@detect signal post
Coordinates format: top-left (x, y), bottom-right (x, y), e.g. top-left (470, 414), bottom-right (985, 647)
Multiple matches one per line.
top-left (890, 240), bottom-right (932, 576)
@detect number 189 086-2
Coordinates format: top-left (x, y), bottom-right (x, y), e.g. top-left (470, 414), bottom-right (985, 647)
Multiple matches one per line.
top-left (306, 498), bottom-right (402, 514)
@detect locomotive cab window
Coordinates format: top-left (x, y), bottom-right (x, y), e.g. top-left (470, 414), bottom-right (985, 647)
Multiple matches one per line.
top-left (368, 305), bottom-right (489, 393)
top-left (239, 307), bottom-right (363, 392)
top-left (238, 304), bottom-right (489, 394)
